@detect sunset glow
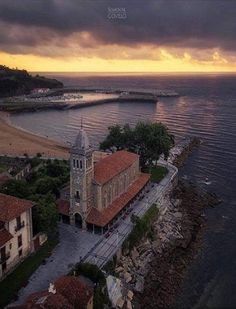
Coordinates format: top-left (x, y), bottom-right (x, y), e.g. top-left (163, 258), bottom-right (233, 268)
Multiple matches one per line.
top-left (0, 1), bottom-right (236, 72)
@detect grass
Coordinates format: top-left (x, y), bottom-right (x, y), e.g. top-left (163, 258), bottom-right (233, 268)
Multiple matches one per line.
top-left (0, 164), bottom-right (7, 173)
top-left (0, 238), bottom-right (58, 309)
top-left (123, 204), bottom-right (159, 251)
top-left (149, 165), bottom-right (168, 183)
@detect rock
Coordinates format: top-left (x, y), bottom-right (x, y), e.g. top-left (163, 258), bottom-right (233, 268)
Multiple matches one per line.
top-left (131, 247), bottom-right (139, 261)
top-left (117, 297), bottom-right (125, 308)
top-left (115, 266), bottom-right (124, 273)
top-left (124, 272), bottom-right (132, 283)
top-left (127, 290), bottom-right (134, 300)
top-left (134, 275), bottom-right (144, 292)
top-left (126, 300), bottom-right (132, 309)
top-left (172, 212), bottom-right (183, 219)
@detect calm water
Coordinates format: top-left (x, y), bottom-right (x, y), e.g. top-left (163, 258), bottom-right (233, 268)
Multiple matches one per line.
top-left (11, 73), bottom-right (236, 308)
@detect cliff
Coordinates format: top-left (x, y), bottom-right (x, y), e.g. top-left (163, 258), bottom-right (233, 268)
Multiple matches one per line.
top-left (0, 65), bottom-right (63, 97)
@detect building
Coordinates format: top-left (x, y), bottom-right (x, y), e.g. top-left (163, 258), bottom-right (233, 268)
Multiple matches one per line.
top-left (0, 193), bottom-right (34, 280)
top-left (57, 128), bottom-right (150, 233)
top-left (14, 275), bottom-right (94, 309)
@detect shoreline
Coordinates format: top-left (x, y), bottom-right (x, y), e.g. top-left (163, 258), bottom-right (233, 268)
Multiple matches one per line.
top-left (112, 138), bottom-right (219, 308)
top-left (0, 111), bottom-right (69, 159)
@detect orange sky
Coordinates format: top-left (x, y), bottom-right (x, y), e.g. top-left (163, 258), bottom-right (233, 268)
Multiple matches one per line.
top-left (1, 1), bottom-right (236, 73)
top-left (1, 48), bottom-right (235, 73)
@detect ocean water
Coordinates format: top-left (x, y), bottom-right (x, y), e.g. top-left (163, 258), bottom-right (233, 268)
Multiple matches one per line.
top-left (11, 73), bottom-right (236, 308)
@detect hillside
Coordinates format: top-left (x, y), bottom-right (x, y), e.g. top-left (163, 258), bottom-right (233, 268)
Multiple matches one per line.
top-left (0, 65), bottom-right (63, 97)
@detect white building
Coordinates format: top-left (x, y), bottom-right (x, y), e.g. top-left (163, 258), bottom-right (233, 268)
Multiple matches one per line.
top-left (0, 193), bottom-right (34, 280)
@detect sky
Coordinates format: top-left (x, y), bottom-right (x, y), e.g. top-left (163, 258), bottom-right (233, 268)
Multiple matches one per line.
top-left (0, 0), bottom-right (236, 72)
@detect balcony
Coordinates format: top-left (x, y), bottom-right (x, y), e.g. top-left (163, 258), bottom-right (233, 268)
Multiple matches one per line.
top-left (0, 252), bottom-right (10, 264)
top-left (15, 221), bottom-right (25, 232)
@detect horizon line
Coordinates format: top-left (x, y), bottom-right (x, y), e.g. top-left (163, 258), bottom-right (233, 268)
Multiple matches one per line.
top-left (29, 71), bottom-right (236, 74)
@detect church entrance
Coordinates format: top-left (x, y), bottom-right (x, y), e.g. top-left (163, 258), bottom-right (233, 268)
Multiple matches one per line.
top-left (74, 213), bottom-right (83, 228)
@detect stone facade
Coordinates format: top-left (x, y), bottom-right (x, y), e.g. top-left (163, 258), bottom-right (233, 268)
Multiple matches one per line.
top-left (69, 129), bottom-right (150, 231)
top-left (70, 129), bottom-right (94, 228)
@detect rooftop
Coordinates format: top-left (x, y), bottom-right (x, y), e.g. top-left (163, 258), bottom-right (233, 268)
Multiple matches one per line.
top-left (87, 172), bottom-right (150, 227)
top-left (0, 193), bottom-right (34, 222)
top-left (20, 276), bottom-right (93, 309)
top-left (71, 128), bottom-right (92, 155)
top-left (94, 150), bottom-right (139, 185)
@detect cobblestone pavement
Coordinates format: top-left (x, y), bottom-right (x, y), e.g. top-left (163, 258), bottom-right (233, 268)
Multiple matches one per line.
top-left (13, 224), bottom-right (101, 305)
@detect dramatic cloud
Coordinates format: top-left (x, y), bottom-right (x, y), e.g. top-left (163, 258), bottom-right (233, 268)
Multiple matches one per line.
top-left (0, 0), bottom-right (236, 53)
top-left (0, 0), bottom-right (236, 71)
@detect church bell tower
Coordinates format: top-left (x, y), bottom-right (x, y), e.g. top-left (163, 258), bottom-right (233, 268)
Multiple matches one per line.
top-left (70, 126), bottom-right (94, 229)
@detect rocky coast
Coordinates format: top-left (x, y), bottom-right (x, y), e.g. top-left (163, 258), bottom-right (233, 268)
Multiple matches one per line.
top-left (111, 137), bottom-right (220, 309)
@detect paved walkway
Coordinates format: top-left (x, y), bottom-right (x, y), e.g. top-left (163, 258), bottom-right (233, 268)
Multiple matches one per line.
top-left (13, 224), bottom-right (101, 305)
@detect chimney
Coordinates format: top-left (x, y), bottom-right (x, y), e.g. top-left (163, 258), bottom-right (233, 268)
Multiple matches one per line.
top-left (48, 283), bottom-right (56, 294)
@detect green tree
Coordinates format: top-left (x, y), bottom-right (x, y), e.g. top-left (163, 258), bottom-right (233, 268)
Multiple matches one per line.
top-left (1, 179), bottom-right (31, 199)
top-left (33, 194), bottom-right (58, 234)
top-left (100, 121), bottom-right (174, 168)
top-left (34, 176), bottom-right (60, 196)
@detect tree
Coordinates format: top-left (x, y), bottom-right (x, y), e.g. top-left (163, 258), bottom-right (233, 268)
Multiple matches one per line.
top-left (100, 121), bottom-right (174, 168)
top-left (34, 176), bottom-right (60, 196)
top-left (32, 194), bottom-right (58, 234)
top-left (1, 179), bottom-right (31, 199)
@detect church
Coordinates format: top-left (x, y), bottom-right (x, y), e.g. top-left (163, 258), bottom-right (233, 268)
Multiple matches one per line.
top-left (57, 128), bottom-right (150, 234)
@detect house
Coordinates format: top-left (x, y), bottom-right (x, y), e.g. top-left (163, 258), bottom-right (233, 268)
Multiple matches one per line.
top-left (57, 128), bottom-right (150, 233)
top-left (0, 193), bottom-right (34, 280)
top-left (14, 276), bottom-right (94, 309)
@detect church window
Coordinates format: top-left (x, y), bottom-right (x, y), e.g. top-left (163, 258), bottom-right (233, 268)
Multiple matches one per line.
top-left (75, 190), bottom-right (80, 201)
top-left (76, 160), bottom-right (79, 168)
top-left (73, 159), bottom-right (76, 168)
top-left (80, 160), bottom-right (83, 169)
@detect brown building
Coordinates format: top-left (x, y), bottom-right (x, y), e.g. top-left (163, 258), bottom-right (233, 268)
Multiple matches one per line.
top-left (57, 128), bottom-right (150, 234)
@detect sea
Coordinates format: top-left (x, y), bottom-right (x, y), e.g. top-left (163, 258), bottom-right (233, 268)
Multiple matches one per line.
top-left (10, 73), bottom-right (236, 308)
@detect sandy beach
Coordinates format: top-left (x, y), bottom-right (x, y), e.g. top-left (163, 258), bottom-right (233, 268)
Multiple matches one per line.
top-left (0, 112), bottom-right (69, 159)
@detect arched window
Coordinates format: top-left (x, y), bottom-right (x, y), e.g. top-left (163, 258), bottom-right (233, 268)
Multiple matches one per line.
top-left (75, 190), bottom-right (80, 202)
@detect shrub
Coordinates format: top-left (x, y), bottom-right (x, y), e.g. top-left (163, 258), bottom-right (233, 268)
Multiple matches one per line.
top-left (123, 204), bottom-right (159, 251)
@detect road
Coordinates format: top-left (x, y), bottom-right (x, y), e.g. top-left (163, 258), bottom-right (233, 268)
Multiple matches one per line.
top-left (83, 161), bottom-right (178, 268)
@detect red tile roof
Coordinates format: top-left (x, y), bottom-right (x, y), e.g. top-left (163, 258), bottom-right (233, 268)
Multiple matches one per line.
top-left (24, 290), bottom-right (72, 309)
top-left (56, 199), bottom-right (70, 216)
top-left (54, 275), bottom-right (93, 308)
top-left (87, 173), bottom-right (150, 227)
top-left (0, 193), bottom-right (34, 222)
top-left (0, 228), bottom-right (13, 247)
top-left (18, 276), bottom-right (93, 309)
top-left (94, 150), bottom-right (139, 185)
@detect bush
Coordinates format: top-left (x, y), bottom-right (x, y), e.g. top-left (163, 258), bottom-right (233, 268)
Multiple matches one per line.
top-left (70, 263), bottom-right (110, 309)
top-left (1, 179), bottom-right (32, 199)
top-left (123, 204), bottom-right (159, 251)
top-left (71, 263), bottom-right (105, 285)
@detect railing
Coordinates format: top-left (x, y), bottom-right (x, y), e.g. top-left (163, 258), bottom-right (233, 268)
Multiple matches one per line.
top-left (15, 221), bottom-right (25, 232)
top-left (0, 252), bottom-right (10, 264)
